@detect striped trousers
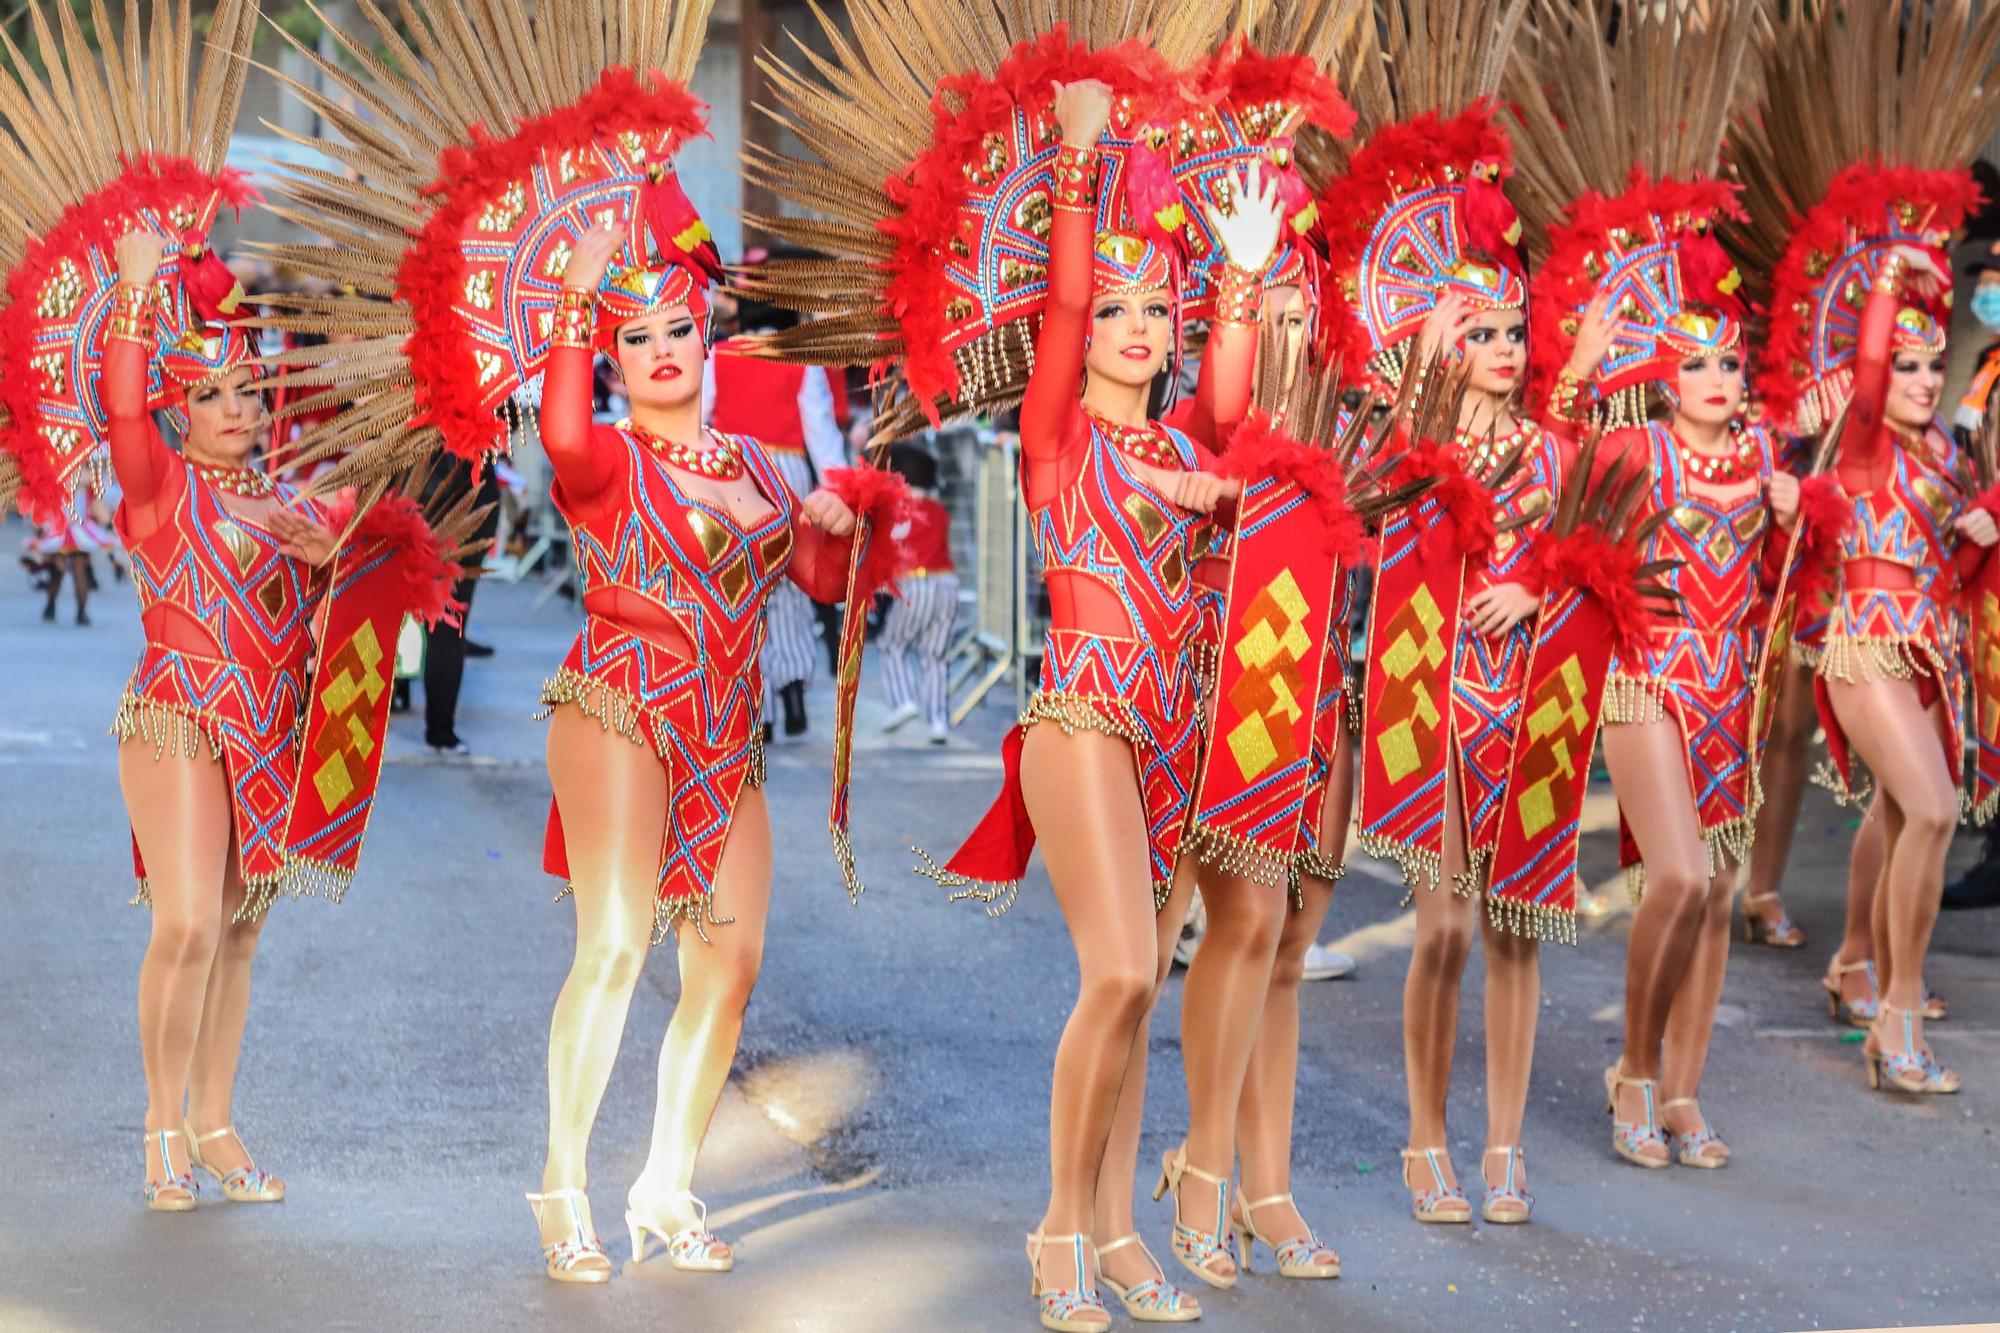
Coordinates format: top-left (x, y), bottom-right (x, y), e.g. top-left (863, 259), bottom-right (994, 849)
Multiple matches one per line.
top-left (881, 572), bottom-right (960, 731)
top-left (761, 449), bottom-right (821, 696)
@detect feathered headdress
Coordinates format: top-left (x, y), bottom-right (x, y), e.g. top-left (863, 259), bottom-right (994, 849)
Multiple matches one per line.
top-left (1507, 0), bottom-right (1760, 425)
top-left (249, 0), bottom-right (716, 483)
top-left (0, 0), bottom-right (261, 521)
top-left (1734, 0), bottom-right (2000, 435)
top-left (729, 1), bottom-right (1232, 440)
top-left (1311, 0), bottom-right (1534, 388)
top-left (1172, 4), bottom-right (1362, 321)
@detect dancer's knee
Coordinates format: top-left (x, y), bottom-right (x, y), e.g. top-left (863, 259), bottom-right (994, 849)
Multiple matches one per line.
top-left (1413, 910), bottom-right (1474, 977)
top-left (148, 904), bottom-right (223, 969)
top-left (1079, 959), bottom-right (1157, 1030)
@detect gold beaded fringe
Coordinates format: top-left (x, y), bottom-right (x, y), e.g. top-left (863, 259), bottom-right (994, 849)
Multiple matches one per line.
top-left (553, 881), bottom-right (734, 946)
top-left (1186, 820), bottom-right (1294, 889)
top-left (110, 693), bottom-right (224, 761)
top-left (1485, 893), bottom-right (1578, 945)
top-left (1602, 673), bottom-right (1670, 726)
top-left (536, 670), bottom-right (659, 752)
top-left (1624, 813), bottom-right (1757, 905)
top-left (912, 842), bottom-right (1021, 917)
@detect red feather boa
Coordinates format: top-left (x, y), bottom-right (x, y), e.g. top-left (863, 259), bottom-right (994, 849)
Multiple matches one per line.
top-left (1525, 172), bottom-right (1745, 417)
top-left (399, 67), bottom-right (708, 463)
top-left (0, 156), bottom-right (256, 521)
top-left (1215, 412), bottom-right (1364, 561)
top-left (1531, 525), bottom-right (1651, 660)
top-left (319, 491), bottom-right (467, 628)
top-left (819, 464), bottom-right (914, 599)
top-left (880, 26), bottom-right (1194, 414)
top-left (1785, 473), bottom-right (1852, 613)
top-left (1314, 102), bottom-right (1516, 384)
top-left (1193, 37), bottom-right (1357, 141)
top-left (1753, 164), bottom-right (1978, 431)
top-left (1389, 435), bottom-right (1497, 563)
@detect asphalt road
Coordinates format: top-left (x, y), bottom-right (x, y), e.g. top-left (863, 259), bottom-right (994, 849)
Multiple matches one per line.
top-left (1, 555), bottom-right (1996, 1333)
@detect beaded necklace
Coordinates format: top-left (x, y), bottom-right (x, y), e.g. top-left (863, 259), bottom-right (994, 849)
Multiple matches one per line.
top-left (1084, 407), bottom-right (1184, 469)
top-left (193, 461), bottom-right (275, 498)
top-left (626, 420), bottom-right (745, 481)
top-left (1674, 427), bottom-right (1757, 486)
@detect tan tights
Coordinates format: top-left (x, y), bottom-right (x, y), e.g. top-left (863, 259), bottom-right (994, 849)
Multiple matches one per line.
top-left (1403, 758), bottom-right (1541, 1192)
top-left (538, 706), bottom-right (771, 1255)
top-left (1602, 718), bottom-right (1736, 1152)
top-left (123, 741), bottom-right (270, 1185)
top-left (1743, 655), bottom-right (1814, 921)
top-left (1830, 798), bottom-right (1888, 1011)
top-left (1824, 676), bottom-right (1954, 1060)
top-left (1021, 723), bottom-right (1190, 1307)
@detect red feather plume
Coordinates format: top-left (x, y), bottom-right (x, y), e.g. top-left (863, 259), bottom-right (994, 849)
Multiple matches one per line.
top-left (1385, 433), bottom-right (1497, 563)
top-left (820, 464), bottom-right (914, 599)
top-left (1531, 525), bottom-right (1651, 660)
top-left (1215, 411), bottom-right (1365, 562)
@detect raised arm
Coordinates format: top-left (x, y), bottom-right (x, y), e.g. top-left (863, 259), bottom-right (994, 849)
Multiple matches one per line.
top-left (1185, 162), bottom-right (1286, 449)
top-left (544, 219), bottom-right (633, 506)
top-left (100, 231), bottom-right (183, 529)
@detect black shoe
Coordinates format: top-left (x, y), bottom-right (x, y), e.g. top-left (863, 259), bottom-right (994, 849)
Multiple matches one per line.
top-left (391, 680), bottom-right (412, 714)
top-left (75, 610), bottom-right (89, 627)
top-left (762, 720), bottom-right (775, 746)
top-left (464, 639), bottom-right (495, 659)
top-left (1941, 864), bottom-right (2000, 911)
top-left (780, 681), bottom-right (808, 737)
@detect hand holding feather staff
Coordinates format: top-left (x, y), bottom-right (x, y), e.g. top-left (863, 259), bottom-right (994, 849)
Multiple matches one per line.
top-left (0, 0), bottom-right (464, 1216)
top-left (255, 0), bottom-right (903, 1284)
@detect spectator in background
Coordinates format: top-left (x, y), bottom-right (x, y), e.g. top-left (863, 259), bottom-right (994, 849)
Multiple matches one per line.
top-left (704, 268), bottom-right (849, 742)
top-left (1955, 242), bottom-right (2000, 431)
top-left (413, 457), bottom-right (501, 756)
top-left (879, 444), bottom-right (958, 744)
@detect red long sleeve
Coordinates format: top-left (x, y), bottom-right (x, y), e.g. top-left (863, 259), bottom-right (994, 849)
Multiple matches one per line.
top-left (101, 336), bottom-right (181, 534)
top-left (542, 342), bottom-right (622, 507)
top-left (1018, 187), bottom-right (1095, 511)
top-left (1841, 287), bottom-right (1901, 473)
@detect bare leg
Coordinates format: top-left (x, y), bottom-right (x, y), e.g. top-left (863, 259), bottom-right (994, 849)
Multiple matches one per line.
top-left (1093, 859), bottom-right (1195, 1296)
top-left (123, 740), bottom-right (232, 1187)
top-left (184, 846), bottom-right (271, 1180)
top-left (1659, 859), bottom-right (1738, 1162)
top-left (1829, 797), bottom-right (1886, 1016)
top-left (1601, 717), bottom-right (1710, 1162)
top-left (1825, 677), bottom-right (1956, 1068)
top-left (1235, 720), bottom-right (1351, 1259)
top-left (1024, 724), bottom-right (1161, 1323)
top-left (1742, 657), bottom-right (1813, 938)
top-left (538, 708), bottom-right (668, 1254)
top-left (627, 788), bottom-right (774, 1256)
top-left (1479, 904), bottom-right (1539, 1164)
top-left (1170, 857), bottom-right (1288, 1279)
top-left (1402, 763), bottom-right (1481, 1202)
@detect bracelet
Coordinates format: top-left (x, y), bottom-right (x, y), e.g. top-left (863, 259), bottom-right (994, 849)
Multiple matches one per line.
top-left (106, 281), bottom-right (155, 346)
top-left (1873, 253), bottom-right (1906, 296)
top-left (550, 287), bottom-right (596, 349)
top-left (1212, 263), bottom-right (1262, 327)
top-left (1051, 145), bottom-right (1096, 214)
top-left (1548, 364), bottom-right (1592, 422)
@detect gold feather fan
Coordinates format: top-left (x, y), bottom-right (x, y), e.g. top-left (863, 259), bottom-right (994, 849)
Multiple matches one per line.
top-left (247, 0), bottom-right (714, 490)
top-left (1726, 0), bottom-right (2000, 294)
top-left (1504, 0), bottom-right (1761, 264)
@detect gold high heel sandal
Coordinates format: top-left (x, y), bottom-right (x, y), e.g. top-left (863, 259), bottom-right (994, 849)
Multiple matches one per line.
top-left (1741, 891), bottom-right (1804, 947)
top-left (1152, 1148), bottom-right (1238, 1289)
top-left (1821, 957), bottom-right (1879, 1027)
top-left (1603, 1066), bottom-right (1669, 1168)
top-left (1096, 1234), bottom-right (1199, 1322)
top-left (627, 1187), bottom-right (733, 1272)
top-left (1025, 1232), bottom-right (1112, 1332)
top-left (1864, 1002), bottom-right (1960, 1095)
top-left (1659, 1098), bottom-right (1729, 1168)
top-left (1480, 1147), bottom-right (1533, 1224)
top-left (185, 1124), bottom-right (285, 1203)
top-left (1398, 1147), bottom-right (1471, 1224)
top-left (525, 1188), bottom-right (611, 1283)
top-left (1231, 1193), bottom-right (1342, 1277)
top-left (142, 1129), bottom-right (198, 1212)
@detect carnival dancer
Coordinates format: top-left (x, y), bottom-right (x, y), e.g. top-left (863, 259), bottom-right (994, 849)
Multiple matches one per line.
top-left (1731, 0), bottom-right (2000, 1038)
top-left (248, 0), bottom-right (903, 1281)
top-left (1311, 0), bottom-right (1589, 1225)
top-left (1512, 0), bottom-right (1804, 1166)
top-left (739, 1), bottom-right (1301, 1315)
top-left (0, 0), bottom-right (463, 1212)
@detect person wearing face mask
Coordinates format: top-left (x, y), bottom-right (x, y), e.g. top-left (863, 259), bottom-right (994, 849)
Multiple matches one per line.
top-left (0, 0), bottom-right (465, 1216)
top-left (1955, 253), bottom-right (2000, 432)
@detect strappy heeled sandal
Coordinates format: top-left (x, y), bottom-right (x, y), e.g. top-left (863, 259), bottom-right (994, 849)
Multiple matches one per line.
top-left (185, 1124), bottom-right (285, 1203)
top-left (1153, 1148), bottom-right (1238, 1289)
top-left (1741, 891), bottom-right (1804, 947)
top-left (1603, 1065), bottom-right (1670, 1168)
top-left (1480, 1147), bottom-right (1534, 1224)
top-left (1865, 1003), bottom-right (1960, 1095)
top-left (1398, 1147), bottom-right (1471, 1224)
top-left (1232, 1193), bottom-right (1341, 1276)
top-left (1922, 982), bottom-right (1947, 1022)
top-left (525, 1188), bottom-right (611, 1283)
top-left (1822, 957), bottom-right (1879, 1027)
top-left (1096, 1234), bottom-right (1199, 1322)
top-left (1025, 1232), bottom-right (1112, 1332)
top-left (142, 1129), bottom-right (198, 1212)
top-left (1660, 1098), bottom-right (1730, 1168)
top-left (628, 1187), bottom-right (733, 1272)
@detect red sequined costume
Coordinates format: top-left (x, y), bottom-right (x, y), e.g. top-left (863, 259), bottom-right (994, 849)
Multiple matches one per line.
top-left (101, 322), bottom-right (328, 917)
top-left (1602, 421), bottom-right (1779, 887)
top-left (535, 290), bottom-right (863, 942)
